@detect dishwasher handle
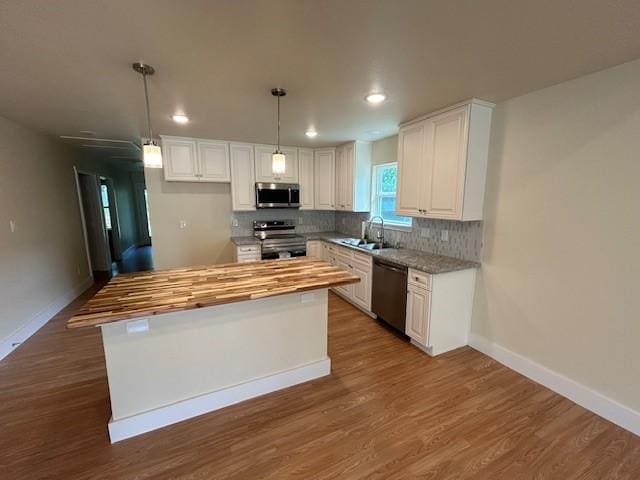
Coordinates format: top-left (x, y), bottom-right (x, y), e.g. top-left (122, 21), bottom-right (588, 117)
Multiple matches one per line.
top-left (374, 259), bottom-right (407, 274)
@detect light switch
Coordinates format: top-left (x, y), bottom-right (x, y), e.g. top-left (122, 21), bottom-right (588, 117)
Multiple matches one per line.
top-left (9, 220), bottom-right (16, 233)
top-left (126, 318), bottom-right (149, 334)
top-left (440, 229), bottom-right (449, 242)
top-left (179, 220), bottom-right (187, 229)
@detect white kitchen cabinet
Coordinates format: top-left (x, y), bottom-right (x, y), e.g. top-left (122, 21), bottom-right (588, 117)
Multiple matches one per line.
top-left (161, 136), bottom-right (230, 182)
top-left (313, 148), bottom-right (335, 210)
top-left (230, 143), bottom-right (256, 211)
top-left (321, 241), bottom-right (372, 314)
top-left (306, 240), bottom-right (322, 258)
top-left (197, 140), bottom-right (231, 182)
top-left (334, 141), bottom-right (372, 212)
top-left (254, 145), bottom-right (299, 183)
top-left (162, 137), bottom-right (199, 181)
top-left (350, 253), bottom-right (372, 312)
top-left (405, 267), bottom-right (476, 356)
top-left (298, 148), bottom-right (315, 209)
top-left (233, 244), bottom-right (261, 263)
top-left (406, 283), bottom-right (431, 345)
top-left (396, 99), bottom-right (493, 220)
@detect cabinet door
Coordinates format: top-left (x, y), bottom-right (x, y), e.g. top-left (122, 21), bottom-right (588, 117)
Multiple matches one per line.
top-left (230, 144), bottom-right (256, 211)
top-left (406, 285), bottom-right (430, 345)
top-left (298, 148), bottom-right (314, 209)
top-left (306, 241), bottom-right (321, 258)
top-left (163, 137), bottom-right (199, 181)
top-left (334, 147), bottom-right (345, 210)
top-left (351, 261), bottom-right (371, 311)
top-left (314, 149), bottom-right (335, 210)
top-left (396, 121), bottom-right (426, 216)
top-left (343, 143), bottom-right (354, 210)
top-left (334, 255), bottom-right (353, 299)
top-left (424, 106), bottom-right (468, 219)
top-left (254, 145), bottom-right (299, 183)
top-left (197, 140), bottom-right (230, 182)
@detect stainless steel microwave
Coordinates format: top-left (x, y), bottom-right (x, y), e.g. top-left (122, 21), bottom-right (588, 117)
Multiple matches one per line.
top-left (255, 183), bottom-right (300, 208)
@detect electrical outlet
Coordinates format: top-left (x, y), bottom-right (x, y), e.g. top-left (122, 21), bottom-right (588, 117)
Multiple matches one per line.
top-left (440, 229), bottom-right (449, 242)
top-left (9, 220), bottom-right (16, 233)
top-left (126, 318), bottom-right (149, 334)
top-left (421, 228), bottom-right (431, 238)
top-left (179, 220), bottom-right (187, 229)
top-left (231, 217), bottom-right (239, 227)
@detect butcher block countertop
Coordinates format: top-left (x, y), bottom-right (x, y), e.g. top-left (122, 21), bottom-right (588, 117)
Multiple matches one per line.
top-left (67, 258), bottom-right (359, 329)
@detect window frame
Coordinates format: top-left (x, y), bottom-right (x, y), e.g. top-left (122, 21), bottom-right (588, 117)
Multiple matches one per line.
top-left (370, 162), bottom-right (412, 229)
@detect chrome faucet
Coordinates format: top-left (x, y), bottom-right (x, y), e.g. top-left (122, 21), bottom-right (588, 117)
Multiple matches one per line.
top-left (367, 216), bottom-right (385, 247)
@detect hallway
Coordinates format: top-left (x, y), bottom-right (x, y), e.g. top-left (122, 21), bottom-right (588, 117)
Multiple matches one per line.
top-left (112, 246), bottom-right (153, 275)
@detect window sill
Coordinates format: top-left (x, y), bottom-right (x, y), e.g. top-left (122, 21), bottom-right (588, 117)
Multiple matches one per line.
top-left (367, 220), bottom-right (413, 233)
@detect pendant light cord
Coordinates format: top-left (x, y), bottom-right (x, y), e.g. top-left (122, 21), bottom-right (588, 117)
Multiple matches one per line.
top-left (276, 93), bottom-right (281, 153)
top-left (142, 72), bottom-right (153, 143)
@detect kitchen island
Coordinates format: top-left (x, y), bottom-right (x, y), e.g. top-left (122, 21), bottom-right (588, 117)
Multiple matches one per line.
top-left (68, 258), bottom-right (359, 443)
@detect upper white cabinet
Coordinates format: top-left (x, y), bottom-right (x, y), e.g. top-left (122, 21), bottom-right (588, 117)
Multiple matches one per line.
top-left (335, 141), bottom-right (372, 212)
top-left (198, 140), bottom-right (231, 182)
top-left (161, 136), bottom-right (230, 182)
top-left (313, 148), bottom-right (335, 210)
top-left (298, 148), bottom-right (315, 210)
top-left (230, 143), bottom-right (256, 211)
top-left (254, 145), bottom-right (299, 183)
top-left (396, 99), bottom-right (493, 221)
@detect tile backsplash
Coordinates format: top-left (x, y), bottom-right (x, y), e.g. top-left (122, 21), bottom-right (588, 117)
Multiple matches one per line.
top-left (232, 209), bottom-right (482, 261)
top-left (231, 210), bottom-right (336, 237)
top-left (335, 212), bottom-right (483, 262)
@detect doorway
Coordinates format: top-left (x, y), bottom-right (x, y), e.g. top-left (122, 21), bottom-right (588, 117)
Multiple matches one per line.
top-left (75, 170), bottom-right (112, 280)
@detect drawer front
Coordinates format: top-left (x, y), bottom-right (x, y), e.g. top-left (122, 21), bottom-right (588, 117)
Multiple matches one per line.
top-left (408, 268), bottom-right (431, 290)
top-left (237, 245), bottom-right (260, 254)
top-left (237, 255), bottom-right (260, 263)
top-left (352, 251), bottom-right (372, 267)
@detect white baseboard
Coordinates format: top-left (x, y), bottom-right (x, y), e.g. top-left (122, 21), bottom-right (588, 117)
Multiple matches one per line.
top-left (108, 357), bottom-right (331, 443)
top-left (469, 333), bottom-right (640, 437)
top-left (0, 276), bottom-right (94, 362)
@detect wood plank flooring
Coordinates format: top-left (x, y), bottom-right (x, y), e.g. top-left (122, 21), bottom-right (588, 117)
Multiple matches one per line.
top-left (1, 286), bottom-right (639, 479)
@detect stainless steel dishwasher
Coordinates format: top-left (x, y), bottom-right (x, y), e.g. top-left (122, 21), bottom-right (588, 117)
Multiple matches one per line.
top-left (371, 258), bottom-right (408, 333)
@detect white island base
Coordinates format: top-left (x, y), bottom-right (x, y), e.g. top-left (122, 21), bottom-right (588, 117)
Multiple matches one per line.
top-left (102, 289), bottom-right (331, 443)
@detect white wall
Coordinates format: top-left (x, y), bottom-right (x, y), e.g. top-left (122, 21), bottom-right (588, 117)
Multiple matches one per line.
top-left (472, 59), bottom-right (640, 412)
top-left (372, 135), bottom-right (398, 166)
top-left (0, 115), bottom-right (90, 346)
top-left (144, 168), bottom-right (234, 269)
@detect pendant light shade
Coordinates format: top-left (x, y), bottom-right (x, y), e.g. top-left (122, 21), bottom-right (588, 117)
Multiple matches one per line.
top-left (143, 143), bottom-right (163, 169)
top-left (133, 62), bottom-right (163, 169)
top-left (271, 88), bottom-right (287, 175)
top-left (272, 152), bottom-right (286, 175)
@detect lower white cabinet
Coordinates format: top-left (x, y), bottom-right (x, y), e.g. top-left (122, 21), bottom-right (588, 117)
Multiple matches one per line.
top-left (233, 244), bottom-right (261, 263)
top-left (405, 267), bottom-right (476, 356)
top-left (320, 241), bottom-right (372, 313)
top-left (306, 240), bottom-right (322, 258)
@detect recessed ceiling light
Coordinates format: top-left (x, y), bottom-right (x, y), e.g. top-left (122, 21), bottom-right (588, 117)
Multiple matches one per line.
top-left (171, 114), bottom-right (189, 124)
top-left (365, 92), bottom-right (387, 104)
top-left (305, 130), bottom-right (318, 138)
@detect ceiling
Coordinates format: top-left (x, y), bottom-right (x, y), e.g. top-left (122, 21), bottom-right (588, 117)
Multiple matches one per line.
top-left (2, 0), bottom-right (640, 159)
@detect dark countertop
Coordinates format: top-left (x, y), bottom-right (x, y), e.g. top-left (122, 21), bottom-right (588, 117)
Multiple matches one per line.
top-left (231, 231), bottom-right (479, 274)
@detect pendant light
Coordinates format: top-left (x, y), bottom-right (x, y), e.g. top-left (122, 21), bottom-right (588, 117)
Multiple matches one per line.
top-left (271, 88), bottom-right (287, 175)
top-left (133, 62), bottom-right (163, 168)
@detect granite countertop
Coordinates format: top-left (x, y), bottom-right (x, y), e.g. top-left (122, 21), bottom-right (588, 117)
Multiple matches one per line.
top-left (67, 258), bottom-right (359, 328)
top-left (303, 232), bottom-right (480, 274)
top-left (230, 236), bottom-right (261, 246)
top-left (231, 231), bottom-right (479, 274)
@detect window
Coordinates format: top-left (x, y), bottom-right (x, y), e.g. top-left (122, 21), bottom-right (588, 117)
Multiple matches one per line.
top-left (100, 183), bottom-right (112, 230)
top-left (371, 163), bottom-right (411, 226)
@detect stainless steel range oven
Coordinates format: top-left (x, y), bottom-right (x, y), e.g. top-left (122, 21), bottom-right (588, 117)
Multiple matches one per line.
top-left (253, 220), bottom-right (306, 260)
top-left (255, 183), bottom-right (300, 209)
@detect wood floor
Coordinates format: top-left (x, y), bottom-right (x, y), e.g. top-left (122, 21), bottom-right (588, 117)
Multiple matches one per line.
top-left (1, 287), bottom-right (638, 479)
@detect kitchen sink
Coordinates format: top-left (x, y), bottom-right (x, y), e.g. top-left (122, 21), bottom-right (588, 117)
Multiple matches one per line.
top-left (338, 238), bottom-right (390, 250)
